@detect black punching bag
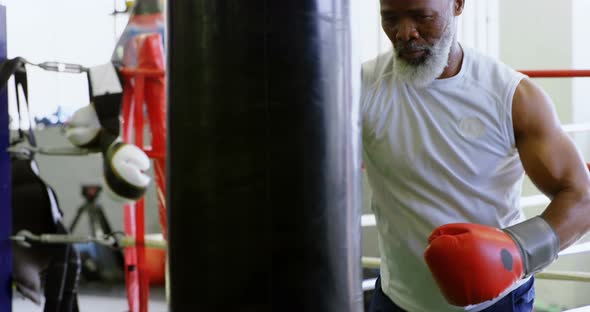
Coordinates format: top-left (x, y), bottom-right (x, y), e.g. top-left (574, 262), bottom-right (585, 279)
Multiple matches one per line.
top-left (167, 1), bottom-right (363, 311)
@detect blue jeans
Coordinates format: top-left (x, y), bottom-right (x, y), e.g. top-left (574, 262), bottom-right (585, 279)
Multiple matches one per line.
top-left (368, 277), bottom-right (535, 312)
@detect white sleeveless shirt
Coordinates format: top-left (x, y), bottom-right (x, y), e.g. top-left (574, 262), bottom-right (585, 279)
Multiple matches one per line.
top-left (361, 46), bottom-right (530, 312)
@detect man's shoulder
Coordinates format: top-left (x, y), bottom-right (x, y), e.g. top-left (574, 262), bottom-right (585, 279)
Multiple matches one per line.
top-left (361, 50), bottom-right (394, 90)
top-left (465, 46), bottom-right (522, 83)
top-left (463, 46), bottom-right (526, 99)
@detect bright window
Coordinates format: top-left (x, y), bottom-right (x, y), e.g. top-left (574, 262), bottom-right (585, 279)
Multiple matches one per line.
top-left (4, 0), bottom-right (129, 128)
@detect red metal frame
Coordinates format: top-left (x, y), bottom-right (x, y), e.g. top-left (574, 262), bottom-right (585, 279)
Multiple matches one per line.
top-left (120, 33), bottom-right (167, 312)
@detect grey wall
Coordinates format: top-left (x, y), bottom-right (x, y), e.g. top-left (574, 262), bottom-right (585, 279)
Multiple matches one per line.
top-left (31, 127), bottom-right (162, 236)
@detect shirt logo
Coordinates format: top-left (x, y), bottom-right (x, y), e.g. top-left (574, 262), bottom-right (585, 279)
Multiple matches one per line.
top-left (459, 116), bottom-right (486, 139)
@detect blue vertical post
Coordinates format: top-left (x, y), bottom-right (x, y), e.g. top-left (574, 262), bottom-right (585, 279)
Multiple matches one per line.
top-left (0, 3), bottom-right (11, 312)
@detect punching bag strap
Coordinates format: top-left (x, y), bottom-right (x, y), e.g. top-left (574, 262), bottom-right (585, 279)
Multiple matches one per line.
top-left (13, 60), bottom-right (37, 147)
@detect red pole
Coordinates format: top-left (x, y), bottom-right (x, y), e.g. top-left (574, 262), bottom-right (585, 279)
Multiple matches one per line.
top-left (137, 33), bottom-right (167, 239)
top-left (132, 70), bottom-right (149, 312)
top-left (122, 80), bottom-right (139, 312)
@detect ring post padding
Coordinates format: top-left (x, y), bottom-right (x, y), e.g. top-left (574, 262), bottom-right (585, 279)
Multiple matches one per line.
top-left (0, 4), bottom-right (11, 311)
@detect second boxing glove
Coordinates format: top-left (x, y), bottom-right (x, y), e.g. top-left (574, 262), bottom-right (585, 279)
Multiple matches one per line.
top-left (65, 105), bottom-right (101, 149)
top-left (104, 141), bottom-right (151, 202)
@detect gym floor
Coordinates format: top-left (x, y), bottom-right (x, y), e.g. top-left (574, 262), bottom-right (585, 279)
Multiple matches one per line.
top-left (12, 284), bottom-right (167, 312)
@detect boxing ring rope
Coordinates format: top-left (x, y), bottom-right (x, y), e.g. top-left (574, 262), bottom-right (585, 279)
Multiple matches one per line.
top-left (10, 230), bottom-right (168, 250)
top-left (520, 69), bottom-right (590, 78)
top-left (563, 123), bottom-right (590, 134)
top-left (361, 193), bottom-right (554, 227)
top-left (14, 227), bottom-right (590, 285)
top-left (361, 192), bottom-right (553, 226)
top-left (26, 228), bottom-right (580, 288)
top-left (361, 257), bottom-right (590, 283)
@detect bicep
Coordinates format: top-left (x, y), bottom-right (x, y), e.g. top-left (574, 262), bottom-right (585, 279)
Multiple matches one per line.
top-left (513, 79), bottom-right (588, 197)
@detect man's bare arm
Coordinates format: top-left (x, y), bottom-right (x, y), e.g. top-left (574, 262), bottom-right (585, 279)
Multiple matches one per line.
top-left (513, 78), bottom-right (590, 250)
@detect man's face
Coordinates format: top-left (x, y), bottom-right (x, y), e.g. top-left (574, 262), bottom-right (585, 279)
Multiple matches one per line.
top-left (380, 0), bottom-right (457, 86)
top-left (381, 0), bottom-right (453, 64)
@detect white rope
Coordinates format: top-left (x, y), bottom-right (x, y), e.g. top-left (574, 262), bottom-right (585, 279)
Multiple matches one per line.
top-left (565, 305), bottom-right (590, 312)
top-left (519, 194), bottom-right (550, 208)
top-left (7, 144), bottom-right (93, 156)
top-left (563, 122), bottom-right (590, 134)
top-left (361, 257), bottom-right (590, 282)
top-left (359, 239), bottom-right (590, 259)
top-left (362, 278), bottom-right (378, 291)
top-left (361, 214), bottom-right (376, 227)
top-left (361, 194), bottom-right (551, 228)
top-left (560, 242), bottom-right (590, 256)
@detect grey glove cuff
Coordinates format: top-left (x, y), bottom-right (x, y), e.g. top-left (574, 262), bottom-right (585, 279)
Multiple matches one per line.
top-left (503, 216), bottom-right (560, 277)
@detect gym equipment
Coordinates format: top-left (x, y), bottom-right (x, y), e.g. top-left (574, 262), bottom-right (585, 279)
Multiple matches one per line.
top-left (2, 57), bottom-right (81, 312)
top-left (69, 185), bottom-right (125, 282)
top-left (167, 1), bottom-right (363, 311)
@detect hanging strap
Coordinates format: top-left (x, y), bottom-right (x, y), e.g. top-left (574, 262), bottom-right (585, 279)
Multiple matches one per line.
top-left (0, 58), bottom-right (88, 148)
top-left (0, 57), bottom-right (36, 147)
top-left (14, 61), bottom-right (36, 147)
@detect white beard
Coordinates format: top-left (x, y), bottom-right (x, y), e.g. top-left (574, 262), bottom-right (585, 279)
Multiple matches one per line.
top-left (392, 15), bottom-right (456, 88)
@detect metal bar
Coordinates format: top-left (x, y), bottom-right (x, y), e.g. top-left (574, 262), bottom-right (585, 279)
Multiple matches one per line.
top-left (121, 77), bottom-right (139, 312)
top-left (362, 194), bottom-right (550, 228)
top-left (10, 231), bottom-right (168, 250)
top-left (35, 61), bottom-right (88, 74)
top-left (6, 145), bottom-right (93, 156)
top-left (132, 70), bottom-right (148, 312)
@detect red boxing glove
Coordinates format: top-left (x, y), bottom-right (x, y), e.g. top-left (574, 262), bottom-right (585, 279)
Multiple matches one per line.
top-left (424, 218), bottom-right (559, 307)
top-left (424, 223), bottom-right (525, 306)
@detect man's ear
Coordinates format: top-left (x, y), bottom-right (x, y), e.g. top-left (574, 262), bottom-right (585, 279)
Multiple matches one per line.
top-left (454, 0), bottom-right (465, 16)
